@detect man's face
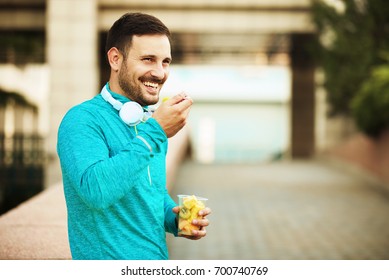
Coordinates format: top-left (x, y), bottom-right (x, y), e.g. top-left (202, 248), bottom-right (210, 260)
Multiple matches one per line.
top-left (118, 34), bottom-right (171, 106)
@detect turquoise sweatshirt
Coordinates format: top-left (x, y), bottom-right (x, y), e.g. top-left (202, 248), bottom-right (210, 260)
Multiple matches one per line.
top-left (57, 87), bottom-right (178, 260)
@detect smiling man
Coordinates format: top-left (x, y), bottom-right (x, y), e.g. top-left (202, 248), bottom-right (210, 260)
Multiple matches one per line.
top-left (57, 12), bottom-right (211, 260)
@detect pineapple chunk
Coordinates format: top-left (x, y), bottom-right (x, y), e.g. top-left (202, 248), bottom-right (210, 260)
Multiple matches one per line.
top-left (183, 195), bottom-right (197, 209)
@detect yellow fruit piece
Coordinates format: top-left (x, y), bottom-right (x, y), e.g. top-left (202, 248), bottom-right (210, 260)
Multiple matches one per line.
top-left (180, 224), bottom-right (199, 236)
top-left (192, 204), bottom-right (205, 216)
top-left (186, 224), bottom-right (199, 231)
top-left (178, 219), bottom-right (190, 230)
top-left (179, 229), bottom-right (192, 236)
top-left (179, 207), bottom-right (191, 219)
top-left (196, 200), bottom-right (205, 209)
top-left (191, 207), bottom-right (204, 219)
top-left (182, 195), bottom-right (197, 210)
top-left (190, 210), bottom-right (198, 220)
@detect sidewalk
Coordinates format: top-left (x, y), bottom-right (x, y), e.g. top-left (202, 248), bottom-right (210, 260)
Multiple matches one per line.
top-left (167, 159), bottom-right (389, 260)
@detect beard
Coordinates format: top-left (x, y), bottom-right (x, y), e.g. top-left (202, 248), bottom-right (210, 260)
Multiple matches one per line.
top-left (118, 62), bottom-right (162, 106)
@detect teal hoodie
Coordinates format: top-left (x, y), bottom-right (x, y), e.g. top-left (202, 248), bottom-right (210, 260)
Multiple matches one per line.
top-left (57, 86), bottom-right (178, 260)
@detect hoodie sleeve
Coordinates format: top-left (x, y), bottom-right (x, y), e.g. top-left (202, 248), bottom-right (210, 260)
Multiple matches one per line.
top-left (163, 190), bottom-right (178, 236)
top-left (57, 106), bottom-right (167, 210)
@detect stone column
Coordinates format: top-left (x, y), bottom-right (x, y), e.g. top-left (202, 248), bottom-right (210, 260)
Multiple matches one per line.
top-left (46, 0), bottom-right (98, 187)
top-left (0, 103), bottom-right (5, 165)
top-left (0, 103), bottom-right (5, 133)
top-left (290, 33), bottom-right (315, 158)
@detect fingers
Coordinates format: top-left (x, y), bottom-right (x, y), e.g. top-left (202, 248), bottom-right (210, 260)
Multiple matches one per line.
top-left (172, 206), bottom-right (180, 214)
top-left (181, 227), bottom-right (207, 240)
top-left (190, 227), bottom-right (207, 239)
top-left (192, 217), bottom-right (209, 228)
top-left (176, 97), bottom-right (193, 111)
top-left (166, 92), bottom-right (193, 111)
top-left (198, 207), bottom-right (211, 217)
top-left (152, 94), bottom-right (192, 138)
top-left (157, 92), bottom-right (192, 121)
top-left (166, 92), bottom-right (187, 105)
top-left (188, 217), bottom-right (209, 239)
top-left (190, 208), bottom-right (211, 239)
top-left (178, 208), bottom-right (211, 240)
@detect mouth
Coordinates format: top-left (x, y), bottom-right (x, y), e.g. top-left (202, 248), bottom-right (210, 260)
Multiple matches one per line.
top-left (142, 81), bottom-right (159, 92)
top-left (143, 82), bottom-right (159, 89)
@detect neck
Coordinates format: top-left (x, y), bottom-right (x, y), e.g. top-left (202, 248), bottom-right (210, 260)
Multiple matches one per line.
top-left (107, 78), bottom-right (123, 96)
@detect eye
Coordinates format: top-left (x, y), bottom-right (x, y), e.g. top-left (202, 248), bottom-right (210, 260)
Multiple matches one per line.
top-left (142, 57), bottom-right (153, 62)
top-left (163, 59), bottom-right (172, 66)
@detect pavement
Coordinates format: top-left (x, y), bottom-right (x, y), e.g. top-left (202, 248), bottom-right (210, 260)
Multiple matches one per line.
top-left (167, 159), bottom-right (389, 260)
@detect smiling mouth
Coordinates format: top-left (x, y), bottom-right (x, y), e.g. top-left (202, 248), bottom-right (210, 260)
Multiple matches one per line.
top-left (143, 81), bottom-right (159, 90)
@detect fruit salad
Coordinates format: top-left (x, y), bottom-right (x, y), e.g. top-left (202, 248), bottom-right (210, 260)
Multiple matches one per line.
top-left (178, 195), bottom-right (206, 236)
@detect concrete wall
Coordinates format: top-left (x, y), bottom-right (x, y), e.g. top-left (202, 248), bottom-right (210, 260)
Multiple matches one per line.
top-left (326, 129), bottom-right (389, 189)
top-left (313, 71), bottom-right (388, 188)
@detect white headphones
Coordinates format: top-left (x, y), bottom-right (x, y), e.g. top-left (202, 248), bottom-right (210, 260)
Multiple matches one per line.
top-left (100, 84), bottom-right (152, 126)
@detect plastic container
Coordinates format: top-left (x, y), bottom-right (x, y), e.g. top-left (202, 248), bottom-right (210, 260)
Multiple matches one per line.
top-left (177, 194), bottom-right (208, 236)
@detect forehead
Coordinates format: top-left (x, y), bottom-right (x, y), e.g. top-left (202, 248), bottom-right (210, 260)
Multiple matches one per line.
top-left (128, 34), bottom-right (171, 58)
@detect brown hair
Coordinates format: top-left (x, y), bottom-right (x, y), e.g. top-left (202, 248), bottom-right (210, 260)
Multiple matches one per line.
top-left (105, 12), bottom-right (171, 58)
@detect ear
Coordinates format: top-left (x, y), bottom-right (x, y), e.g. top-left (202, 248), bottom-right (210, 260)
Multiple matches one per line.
top-left (107, 47), bottom-right (122, 72)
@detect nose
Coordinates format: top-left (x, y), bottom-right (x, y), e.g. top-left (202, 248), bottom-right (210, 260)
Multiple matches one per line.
top-left (150, 63), bottom-right (167, 80)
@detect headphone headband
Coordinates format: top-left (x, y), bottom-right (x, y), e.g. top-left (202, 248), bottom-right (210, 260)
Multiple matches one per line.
top-left (101, 86), bottom-right (123, 111)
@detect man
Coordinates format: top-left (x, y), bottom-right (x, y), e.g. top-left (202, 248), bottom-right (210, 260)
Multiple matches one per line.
top-left (57, 12), bottom-right (210, 260)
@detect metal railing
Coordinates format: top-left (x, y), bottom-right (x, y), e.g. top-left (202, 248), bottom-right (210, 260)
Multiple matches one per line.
top-left (0, 133), bottom-right (46, 214)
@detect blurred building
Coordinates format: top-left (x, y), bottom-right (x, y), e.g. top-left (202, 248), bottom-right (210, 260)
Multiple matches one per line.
top-left (1, 0), bottom-right (321, 210)
top-left (0, 90), bottom-right (45, 213)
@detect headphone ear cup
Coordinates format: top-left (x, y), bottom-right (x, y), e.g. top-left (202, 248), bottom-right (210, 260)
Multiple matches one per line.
top-left (119, 102), bottom-right (144, 126)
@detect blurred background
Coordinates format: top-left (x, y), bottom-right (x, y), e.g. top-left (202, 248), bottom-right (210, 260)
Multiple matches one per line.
top-left (0, 0), bottom-right (388, 259)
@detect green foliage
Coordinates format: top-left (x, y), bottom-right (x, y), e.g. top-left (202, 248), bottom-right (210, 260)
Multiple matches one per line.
top-left (311, 0), bottom-right (389, 119)
top-left (351, 65), bottom-right (389, 137)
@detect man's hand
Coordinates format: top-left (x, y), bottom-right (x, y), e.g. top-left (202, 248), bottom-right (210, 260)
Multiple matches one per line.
top-left (152, 92), bottom-right (193, 138)
top-left (172, 206), bottom-right (211, 240)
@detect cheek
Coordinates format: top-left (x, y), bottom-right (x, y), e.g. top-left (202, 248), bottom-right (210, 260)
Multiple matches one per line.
top-left (164, 70), bottom-right (170, 81)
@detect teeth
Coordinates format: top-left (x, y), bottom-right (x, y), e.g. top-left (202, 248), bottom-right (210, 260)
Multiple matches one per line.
top-left (143, 81), bottom-right (158, 88)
